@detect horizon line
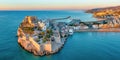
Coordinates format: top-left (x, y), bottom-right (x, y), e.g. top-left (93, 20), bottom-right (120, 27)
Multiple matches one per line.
top-left (0, 5), bottom-right (120, 11)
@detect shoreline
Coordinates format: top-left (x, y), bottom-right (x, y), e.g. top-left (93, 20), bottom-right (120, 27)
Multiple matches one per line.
top-left (76, 28), bottom-right (120, 32)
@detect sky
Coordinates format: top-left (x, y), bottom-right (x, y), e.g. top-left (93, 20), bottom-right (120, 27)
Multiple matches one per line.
top-left (0, 0), bottom-right (120, 10)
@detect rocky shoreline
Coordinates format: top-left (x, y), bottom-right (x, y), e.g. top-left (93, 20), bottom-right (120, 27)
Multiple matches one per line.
top-left (18, 32), bottom-right (68, 56)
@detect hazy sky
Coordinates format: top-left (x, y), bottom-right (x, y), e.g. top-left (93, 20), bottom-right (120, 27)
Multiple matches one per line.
top-left (0, 0), bottom-right (120, 10)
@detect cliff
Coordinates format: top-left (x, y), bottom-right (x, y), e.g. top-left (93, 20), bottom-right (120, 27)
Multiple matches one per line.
top-left (17, 27), bottom-right (45, 56)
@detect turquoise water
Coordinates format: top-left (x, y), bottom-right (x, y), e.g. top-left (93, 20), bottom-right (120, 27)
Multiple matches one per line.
top-left (0, 11), bottom-right (120, 60)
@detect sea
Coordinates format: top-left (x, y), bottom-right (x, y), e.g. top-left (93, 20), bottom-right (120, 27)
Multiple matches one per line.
top-left (0, 10), bottom-right (120, 60)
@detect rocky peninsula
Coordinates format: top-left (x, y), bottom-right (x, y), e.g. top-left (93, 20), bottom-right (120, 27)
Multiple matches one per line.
top-left (17, 16), bottom-right (72, 56)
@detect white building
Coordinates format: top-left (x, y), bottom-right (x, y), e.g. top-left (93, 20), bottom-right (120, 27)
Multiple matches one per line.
top-left (38, 21), bottom-right (47, 31)
top-left (93, 25), bottom-right (99, 29)
top-left (69, 29), bottom-right (73, 35)
top-left (74, 26), bottom-right (80, 30)
top-left (80, 26), bottom-right (89, 29)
